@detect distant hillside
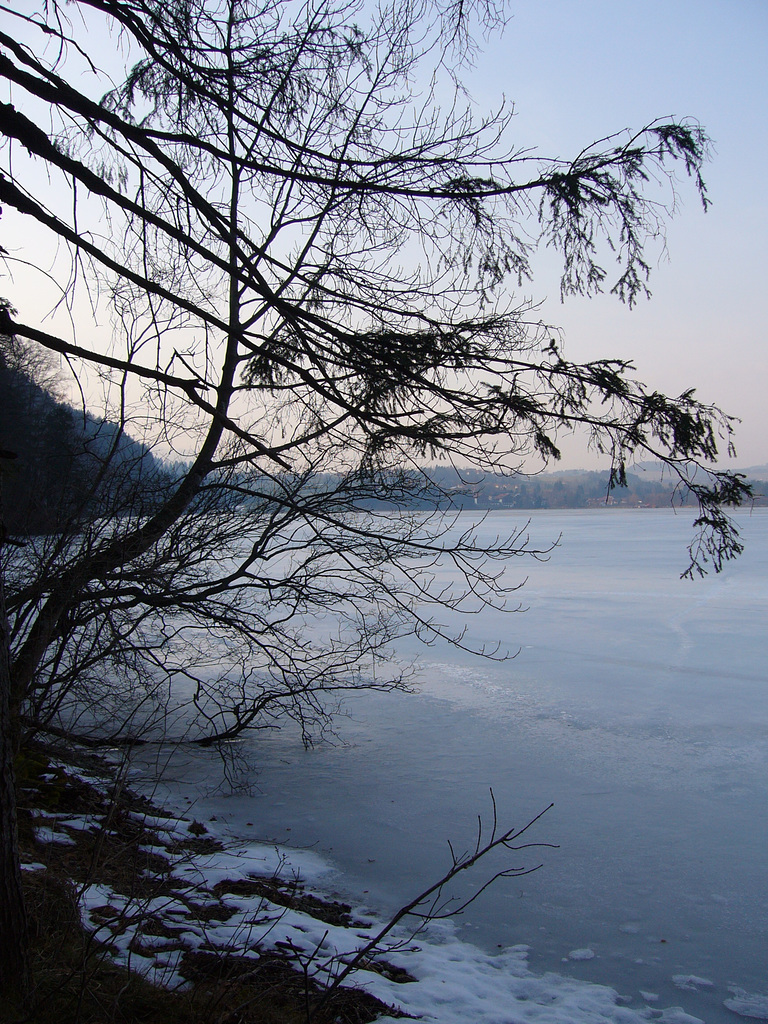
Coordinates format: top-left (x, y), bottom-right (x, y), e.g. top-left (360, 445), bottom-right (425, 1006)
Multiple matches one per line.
top-left (0, 338), bottom-right (172, 534)
top-left (733, 464), bottom-right (768, 482)
top-left (625, 460), bottom-right (768, 483)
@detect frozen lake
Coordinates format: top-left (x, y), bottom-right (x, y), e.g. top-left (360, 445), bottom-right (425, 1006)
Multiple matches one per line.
top-left (146, 508), bottom-right (768, 1023)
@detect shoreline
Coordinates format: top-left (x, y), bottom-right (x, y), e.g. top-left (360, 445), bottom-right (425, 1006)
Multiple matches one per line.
top-left (16, 740), bottom-right (768, 1024)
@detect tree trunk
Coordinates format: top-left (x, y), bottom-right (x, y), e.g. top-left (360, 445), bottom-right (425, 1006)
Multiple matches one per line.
top-left (0, 463), bottom-right (30, 1001)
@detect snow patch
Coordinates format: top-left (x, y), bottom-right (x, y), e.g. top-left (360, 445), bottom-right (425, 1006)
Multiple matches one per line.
top-left (724, 988), bottom-right (768, 1021)
top-left (34, 825), bottom-right (77, 846)
top-left (672, 975), bottom-right (714, 992)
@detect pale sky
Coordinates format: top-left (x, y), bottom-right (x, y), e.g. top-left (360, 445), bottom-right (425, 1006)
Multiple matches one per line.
top-left (468, 0), bottom-right (768, 469)
top-left (3, 0), bottom-right (766, 471)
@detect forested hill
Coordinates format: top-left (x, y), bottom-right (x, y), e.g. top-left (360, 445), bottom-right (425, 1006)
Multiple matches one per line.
top-left (0, 338), bottom-right (171, 534)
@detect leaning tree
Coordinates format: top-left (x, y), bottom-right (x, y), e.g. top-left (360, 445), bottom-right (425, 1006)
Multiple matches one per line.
top-left (0, 0), bottom-right (751, 991)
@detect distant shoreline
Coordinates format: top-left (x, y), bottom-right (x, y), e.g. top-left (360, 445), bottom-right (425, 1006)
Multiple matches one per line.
top-left (359, 465), bottom-right (768, 511)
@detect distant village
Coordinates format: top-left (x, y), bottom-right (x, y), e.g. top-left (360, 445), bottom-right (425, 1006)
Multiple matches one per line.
top-left (411, 464), bottom-right (768, 511)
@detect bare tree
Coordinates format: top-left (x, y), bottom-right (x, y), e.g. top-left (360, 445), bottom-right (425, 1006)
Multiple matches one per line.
top-left (0, 0), bottom-right (749, 749)
top-left (0, 0), bottom-right (752, 982)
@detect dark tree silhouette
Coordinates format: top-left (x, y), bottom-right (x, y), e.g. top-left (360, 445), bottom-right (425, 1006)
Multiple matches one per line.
top-left (0, 450), bottom-right (28, 1000)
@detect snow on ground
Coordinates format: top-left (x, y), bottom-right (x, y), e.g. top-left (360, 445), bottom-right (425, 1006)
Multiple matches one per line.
top-left (34, 824), bottom-right (78, 846)
top-left (30, 809), bottom-right (96, 846)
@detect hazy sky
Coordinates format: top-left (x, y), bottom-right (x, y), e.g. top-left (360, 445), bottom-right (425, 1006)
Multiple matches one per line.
top-left (4, 0), bottom-right (766, 471)
top-left (469, 0), bottom-right (767, 469)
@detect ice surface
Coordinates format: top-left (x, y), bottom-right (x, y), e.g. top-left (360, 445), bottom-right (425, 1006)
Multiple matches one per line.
top-left (655, 1010), bottom-right (705, 1024)
top-left (128, 509), bottom-right (768, 1024)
